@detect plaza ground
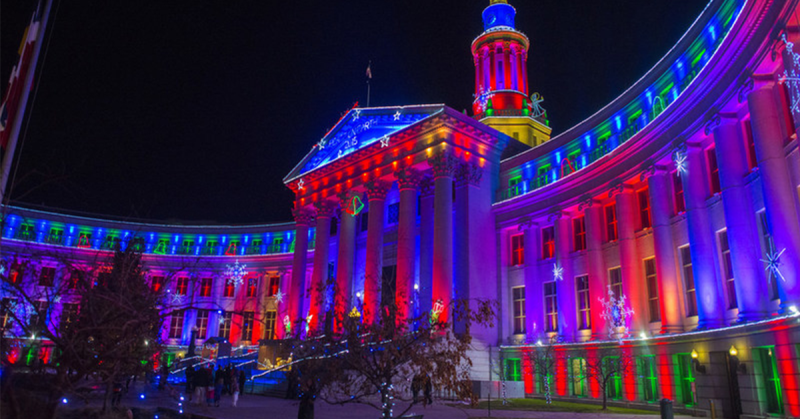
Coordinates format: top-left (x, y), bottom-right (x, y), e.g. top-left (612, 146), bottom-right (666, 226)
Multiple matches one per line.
top-left (61, 382), bottom-right (695, 419)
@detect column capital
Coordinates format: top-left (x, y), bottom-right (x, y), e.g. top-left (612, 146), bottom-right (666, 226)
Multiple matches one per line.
top-left (394, 167), bottom-right (423, 190)
top-left (364, 179), bottom-right (390, 201)
top-left (314, 199), bottom-right (338, 219)
top-left (419, 176), bottom-right (435, 197)
top-left (517, 216), bottom-right (538, 232)
top-left (428, 152), bottom-right (459, 179)
top-left (577, 194), bottom-right (598, 212)
top-left (292, 208), bottom-right (315, 226)
top-left (607, 179), bottom-right (634, 198)
top-left (547, 206), bottom-right (568, 222)
top-left (454, 162), bottom-right (483, 187)
top-left (336, 189), bottom-right (359, 204)
top-left (638, 159), bottom-right (670, 182)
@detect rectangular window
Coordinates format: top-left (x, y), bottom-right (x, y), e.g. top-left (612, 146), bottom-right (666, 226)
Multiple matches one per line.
top-left (242, 311), bottom-right (255, 342)
top-left (247, 277), bottom-right (258, 297)
top-left (264, 310), bottom-right (277, 340)
top-left (758, 212), bottom-right (781, 300)
top-left (512, 286), bottom-right (525, 334)
top-left (640, 356), bottom-right (659, 402)
top-left (644, 258), bottom-right (660, 322)
top-left (571, 357), bottom-right (588, 397)
top-left (542, 227), bottom-right (555, 259)
top-left (39, 267), bottom-right (55, 287)
top-left (360, 211), bottom-right (369, 232)
top-left (779, 82), bottom-right (796, 139)
top-left (195, 309), bottom-right (209, 340)
top-left (169, 310), bottom-right (184, 339)
top-left (755, 347), bottom-right (784, 414)
top-left (638, 188), bottom-right (652, 229)
top-left (609, 267), bottom-right (623, 299)
top-left (206, 240), bottom-right (219, 255)
top-left (67, 270), bottom-right (80, 290)
top-left (47, 228), bottom-right (64, 244)
top-left (199, 277), bottom-right (213, 297)
top-left (544, 282), bottom-right (558, 332)
top-left (707, 147), bottom-right (721, 195)
top-left (673, 171), bottom-right (686, 213)
top-left (224, 279), bottom-right (235, 298)
top-left (387, 203), bottom-right (399, 224)
top-left (743, 120), bottom-right (758, 170)
top-left (605, 204), bottom-right (618, 241)
top-left (268, 276), bottom-right (280, 297)
top-left (605, 356), bottom-right (623, 400)
top-left (576, 275), bottom-right (591, 330)
top-left (181, 240), bottom-right (195, 254)
top-left (573, 216), bottom-right (586, 251)
top-left (510, 234), bottom-right (524, 266)
top-left (151, 276), bottom-right (165, 293)
top-left (677, 354), bottom-right (696, 406)
top-left (680, 246), bottom-right (698, 316)
top-left (718, 230), bottom-right (737, 309)
top-left (505, 358), bottom-right (522, 381)
top-left (176, 277), bottom-right (189, 296)
top-left (219, 312), bottom-right (232, 340)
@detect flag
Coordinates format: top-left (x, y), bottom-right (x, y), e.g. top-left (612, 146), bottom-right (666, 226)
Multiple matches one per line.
top-left (366, 62), bottom-right (372, 79)
top-left (0, 2), bottom-right (42, 154)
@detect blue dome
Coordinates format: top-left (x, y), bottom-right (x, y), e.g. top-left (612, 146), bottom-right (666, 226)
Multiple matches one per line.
top-left (482, 3), bottom-right (516, 31)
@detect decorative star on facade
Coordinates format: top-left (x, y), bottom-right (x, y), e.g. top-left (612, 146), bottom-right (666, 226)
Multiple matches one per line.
top-left (274, 290), bottom-right (285, 303)
top-left (393, 111), bottom-right (401, 121)
top-left (170, 292), bottom-right (184, 305)
top-left (353, 109), bottom-right (361, 120)
top-left (674, 151), bottom-right (687, 175)
top-left (297, 178), bottom-right (305, 190)
top-left (225, 259), bottom-right (247, 286)
top-left (552, 263), bottom-right (564, 281)
top-left (317, 138), bottom-right (326, 149)
top-left (380, 136), bottom-right (390, 148)
top-left (761, 247), bottom-right (787, 283)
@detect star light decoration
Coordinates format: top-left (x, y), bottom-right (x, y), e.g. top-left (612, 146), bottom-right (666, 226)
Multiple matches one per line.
top-left (380, 135), bottom-right (390, 148)
top-left (225, 259), bottom-right (247, 287)
top-left (674, 151), bottom-right (688, 175)
top-left (599, 285), bottom-right (635, 340)
top-left (761, 247), bottom-right (787, 284)
top-left (297, 178), bottom-right (305, 190)
top-left (353, 109), bottom-right (361, 120)
top-left (393, 110), bottom-right (401, 121)
top-left (552, 263), bottom-right (564, 281)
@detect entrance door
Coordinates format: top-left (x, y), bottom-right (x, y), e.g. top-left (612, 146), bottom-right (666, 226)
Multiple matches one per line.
top-left (708, 351), bottom-right (742, 419)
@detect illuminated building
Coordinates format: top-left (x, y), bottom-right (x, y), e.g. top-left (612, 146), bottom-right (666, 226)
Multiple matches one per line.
top-left (3, 0), bottom-right (800, 415)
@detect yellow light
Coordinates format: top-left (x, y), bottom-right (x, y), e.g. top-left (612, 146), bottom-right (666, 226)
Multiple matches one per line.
top-left (691, 349), bottom-right (699, 359)
top-left (729, 345), bottom-right (738, 356)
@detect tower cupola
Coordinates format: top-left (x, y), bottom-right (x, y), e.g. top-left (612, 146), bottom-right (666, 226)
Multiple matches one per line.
top-left (472, 0), bottom-right (551, 147)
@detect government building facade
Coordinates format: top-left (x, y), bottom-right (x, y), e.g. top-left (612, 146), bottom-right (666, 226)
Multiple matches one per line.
top-left (3, 0), bottom-right (800, 417)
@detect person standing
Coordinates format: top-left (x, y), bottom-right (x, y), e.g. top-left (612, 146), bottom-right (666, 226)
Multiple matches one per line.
top-left (231, 374), bottom-right (240, 407)
top-left (214, 368), bottom-right (224, 407)
top-left (238, 369), bottom-right (246, 397)
top-left (424, 375), bottom-right (433, 406)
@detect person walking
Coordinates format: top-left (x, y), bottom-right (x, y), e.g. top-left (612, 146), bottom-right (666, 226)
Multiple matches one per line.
top-left (238, 369), bottom-right (246, 396)
top-left (411, 375), bottom-right (421, 403)
top-left (231, 374), bottom-right (240, 407)
top-left (224, 365), bottom-right (232, 395)
top-left (423, 374), bottom-right (433, 406)
top-left (214, 368), bottom-right (224, 407)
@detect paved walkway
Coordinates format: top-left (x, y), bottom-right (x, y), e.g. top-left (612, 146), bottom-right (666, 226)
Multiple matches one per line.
top-left (70, 383), bottom-right (693, 419)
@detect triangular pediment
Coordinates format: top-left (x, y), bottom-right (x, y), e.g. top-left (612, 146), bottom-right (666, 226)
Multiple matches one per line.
top-left (284, 104), bottom-right (444, 182)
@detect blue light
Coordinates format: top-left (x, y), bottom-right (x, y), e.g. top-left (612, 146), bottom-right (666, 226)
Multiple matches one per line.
top-left (140, 394), bottom-right (145, 400)
top-left (68, 225), bottom-right (75, 234)
top-left (197, 235), bottom-right (204, 244)
top-left (555, 151), bottom-right (561, 163)
top-left (172, 234), bottom-right (180, 243)
top-left (482, 2), bottom-right (516, 30)
top-left (243, 235), bottom-right (250, 244)
top-left (221, 235), bottom-right (228, 243)
top-left (61, 398), bottom-right (68, 404)
top-left (584, 135), bottom-right (591, 148)
top-left (615, 116), bottom-right (622, 131)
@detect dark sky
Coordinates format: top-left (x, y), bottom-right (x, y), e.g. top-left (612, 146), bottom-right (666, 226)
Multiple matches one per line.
top-left (1, 0), bottom-right (708, 224)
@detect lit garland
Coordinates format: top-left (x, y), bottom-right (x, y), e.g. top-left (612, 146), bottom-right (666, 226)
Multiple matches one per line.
top-left (225, 259), bottom-right (247, 287)
top-left (780, 34), bottom-right (800, 113)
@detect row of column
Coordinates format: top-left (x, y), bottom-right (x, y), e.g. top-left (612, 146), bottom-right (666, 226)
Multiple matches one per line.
top-left (520, 81), bottom-right (800, 341)
top-left (289, 153), bottom-right (485, 332)
top-left (475, 44), bottom-right (528, 94)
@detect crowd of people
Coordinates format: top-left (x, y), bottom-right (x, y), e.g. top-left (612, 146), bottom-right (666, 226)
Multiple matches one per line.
top-left (184, 364), bottom-right (246, 407)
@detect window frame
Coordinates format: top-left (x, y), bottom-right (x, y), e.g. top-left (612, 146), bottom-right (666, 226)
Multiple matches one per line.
top-left (644, 258), bottom-right (660, 323)
top-left (512, 286), bottom-right (526, 335)
top-left (510, 233), bottom-right (525, 266)
top-left (576, 275), bottom-right (591, 330)
top-left (573, 216), bottom-right (586, 252)
top-left (605, 204), bottom-right (618, 242)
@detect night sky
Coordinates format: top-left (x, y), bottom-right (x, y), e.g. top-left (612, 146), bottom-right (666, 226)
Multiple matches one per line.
top-left (1, 0), bottom-right (708, 224)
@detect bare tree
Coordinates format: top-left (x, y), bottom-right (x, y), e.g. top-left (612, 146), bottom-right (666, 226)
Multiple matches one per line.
top-left (526, 340), bottom-right (557, 403)
top-left (583, 345), bottom-right (634, 410)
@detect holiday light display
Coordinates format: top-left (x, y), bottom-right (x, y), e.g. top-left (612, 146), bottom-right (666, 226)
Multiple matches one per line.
top-left (344, 194), bottom-right (365, 217)
top-left (674, 150), bottom-right (688, 175)
top-left (599, 285), bottom-right (635, 340)
top-left (430, 299), bottom-right (444, 324)
top-left (761, 247), bottom-right (787, 283)
top-left (274, 290), bottom-right (285, 303)
top-left (780, 34), bottom-right (800, 113)
top-left (552, 263), bottom-right (563, 281)
top-left (225, 259), bottom-right (247, 286)
top-left (283, 315), bottom-right (292, 336)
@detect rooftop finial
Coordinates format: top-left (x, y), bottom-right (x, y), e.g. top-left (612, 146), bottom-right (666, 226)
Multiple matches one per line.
top-left (490, 0), bottom-right (508, 3)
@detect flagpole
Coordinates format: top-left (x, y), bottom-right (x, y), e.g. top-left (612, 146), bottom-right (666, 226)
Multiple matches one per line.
top-left (366, 60), bottom-right (372, 108)
top-left (367, 80), bottom-right (371, 108)
top-left (0, 0), bottom-right (54, 204)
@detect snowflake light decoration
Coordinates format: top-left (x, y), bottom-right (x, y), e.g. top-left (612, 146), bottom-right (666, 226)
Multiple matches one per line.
top-left (673, 151), bottom-right (688, 175)
top-left (380, 135), bottom-right (390, 148)
top-left (552, 263), bottom-right (564, 281)
top-left (761, 247), bottom-right (787, 283)
top-left (225, 259), bottom-right (247, 286)
top-left (599, 285), bottom-right (635, 340)
top-left (780, 34), bottom-right (800, 114)
top-left (274, 290), bottom-right (285, 304)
